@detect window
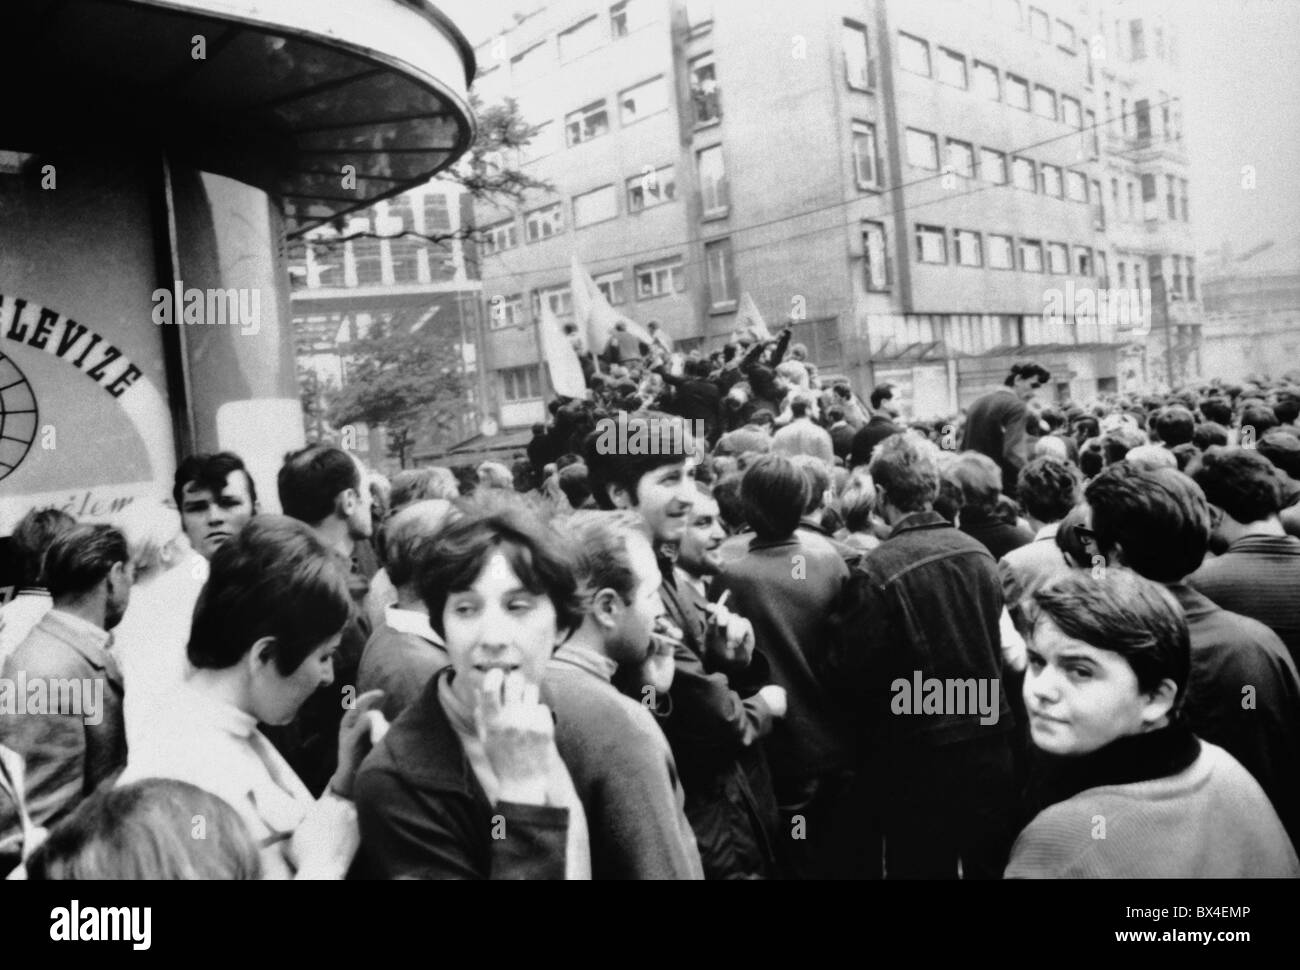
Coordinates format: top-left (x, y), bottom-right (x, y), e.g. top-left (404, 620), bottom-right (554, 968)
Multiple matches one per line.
top-left (954, 229), bottom-right (982, 267)
top-left (705, 238), bottom-right (737, 308)
top-left (852, 122), bottom-right (879, 188)
top-left (1186, 256), bottom-right (1196, 300)
top-left (533, 285), bottom-right (573, 318)
top-left (899, 32), bottom-right (931, 76)
top-left (1033, 84), bottom-right (1057, 120)
top-left (1092, 179), bottom-right (1104, 228)
top-left (698, 145), bottom-right (729, 214)
top-left (863, 221), bottom-right (890, 289)
top-left (1040, 164), bottom-right (1062, 197)
top-left (1180, 179), bottom-right (1189, 221)
top-left (1126, 181), bottom-right (1136, 219)
top-left (1130, 19), bottom-right (1146, 60)
top-left (1140, 173), bottom-right (1157, 220)
top-left (565, 100), bottom-right (609, 146)
top-left (559, 16), bottom-right (601, 62)
top-left (1006, 74), bottom-right (1030, 110)
top-left (906, 128), bottom-right (939, 170)
top-left (1019, 238), bottom-right (1043, 272)
top-left (1061, 95), bottom-right (1082, 128)
top-left (1164, 174), bottom-right (1177, 220)
top-left (1029, 7), bottom-right (1050, 42)
top-left (915, 225), bottom-right (947, 264)
top-left (690, 54), bottom-right (720, 125)
top-left (1117, 262), bottom-right (1127, 287)
top-left (1066, 170), bottom-right (1088, 202)
top-left (1134, 98), bottom-right (1151, 141)
top-left (1056, 20), bottom-right (1076, 52)
top-left (524, 202), bottom-right (564, 242)
top-left (1170, 255), bottom-right (1182, 299)
top-left (482, 219), bottom-right (518, 255)
top-left (1012, 155), bottom-right (1036, 191)
top-left (973, 61), bottom-right (1000, 101)
top-left (620, 77), bottom-right (668, 125)
top-left (1074, 247), bottom-right (1092, 275)
top-left (635, 256), bottom-right (685, 298)
top-left (610, 0), bottom-right (636, 38)
top-left (987, 233), bottom-right (1014, 269)
top-left (627, 165), bottom-right (676, 212)
top-left (1097, 251), bottom-right (1109, 285)
top-left (489, 294), bottom-right (525, 330)
top-left (1086, 110), bottom-right (1099, 157)
top-left (573, 185), bottom-right (618, 228)
top-left (979, 148), bottom-right (1007, 184)
top-left (520, 121), bottom-right (555, 164)
top-left (511, 43), bottom-right (550, 85)
top-left (1046, 242), bottom-right (1069, 274)
top-left (842, 22), bottom-right (875, 90)
top-left (501, 365), bottom-right (543, 402)
top-left (946, 139), bottom-right (974, 178)
top-left (937, 48), bottom-right (967, 88)
top-left (352, 238), bottom-right (383, 286)
top-left (1111, 178), bottom-right (1120, 211)
top-left (594, 271), bottom-right (626, 305)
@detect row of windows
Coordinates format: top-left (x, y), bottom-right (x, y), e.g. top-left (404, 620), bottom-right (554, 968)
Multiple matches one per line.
top-left (896, 30), bottom-right (1097, 145)
top-left (911, 224), bottom-right (1099, 275)
top-left (480, 146), bottom-right (729, 255)
top-left (1105, 172), bottom-right (1191, 225)
top-left (903, 127), bottom-right (1095, 203)
top-left (496, 1), bottom-right (647, 87)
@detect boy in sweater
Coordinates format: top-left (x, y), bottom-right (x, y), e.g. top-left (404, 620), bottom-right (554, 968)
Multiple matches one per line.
top-left (1007, 569), bottom-right (1298, 878)
top-left (545, 511), bottom-right (704, 879)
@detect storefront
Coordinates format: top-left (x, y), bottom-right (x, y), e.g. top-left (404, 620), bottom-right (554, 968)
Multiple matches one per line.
top-left (1, 0), bottom-right (475, 587)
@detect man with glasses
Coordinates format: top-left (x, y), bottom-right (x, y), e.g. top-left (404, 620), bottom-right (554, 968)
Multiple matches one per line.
top-left (962, 362), bottom-right (1051, 496)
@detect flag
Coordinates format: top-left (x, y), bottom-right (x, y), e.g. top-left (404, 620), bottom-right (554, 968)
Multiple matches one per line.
top-left (537, 297), bottom-right (588, 399)
top-left (737, 292), bottom-right (772, 341)
top-left (572, 255), bottom-right (654, 354)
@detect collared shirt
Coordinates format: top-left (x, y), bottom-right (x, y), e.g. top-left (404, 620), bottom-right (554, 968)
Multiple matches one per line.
top-left (0, 590), bottom-right (53, 664)
top-left (550, 641), bottom-right (618, 684)
top-left (119, 682), bottom-right (358, 879)
top-left (383, 605), bottom-right (443, 646)
top-left (39, 608), bottom-right (113, 656)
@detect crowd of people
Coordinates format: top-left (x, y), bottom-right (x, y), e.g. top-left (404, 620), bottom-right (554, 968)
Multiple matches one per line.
top-left (2, 324), bottom-right (1300, 879)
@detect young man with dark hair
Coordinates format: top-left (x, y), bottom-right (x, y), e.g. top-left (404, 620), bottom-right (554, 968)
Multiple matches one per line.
top-left (1257, 431), bottom-right (1300, 530)
top-left (584, 412), bottom-right (785, 879)
top-left (1083, 462), bottom-right (1300, 847)
top-left (120, 516), bottom-right (384, 879)
top-left (1001, 457), bottom-right (1082, 634)
top-left (543, 510), bottom-right (703, 879)
top-left (1189, 448), bottom-right (1300, 666)
top-left (720, 455), bottom-right (852, 878)
top-left (1198, 397), bottom-right (1233, 426)
top-left (1240, 404), bottom-right (1280, 441)
top-left (827, 405), bottom-right (854, 462)
top-left (850, 386), bottom-right (902, 468)
top-left (827, 433), bottom-right (1018, 879)
top-left (0, 507), bottom-right (76, 661)
top-left (273, 445), bottom-right (376, 795)
top-left (0, 524), bottom-right (132, 830)
top-left (945, 451), bottom-right (1033, 560)
top-left (1007, 570), bottom-right (1298, 877)
top-left (173, 451), bottom-right (259, 561)
top-left (1192, 421), bottom-right (1230, 451)
top-left (961, 362), bottom-right (1050, 495)
top-left (1150, 405), bottom-right (1195, 447)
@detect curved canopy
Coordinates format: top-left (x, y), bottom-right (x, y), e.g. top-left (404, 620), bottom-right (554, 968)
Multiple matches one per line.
top-left (2, 0), bottom-right (477, 236)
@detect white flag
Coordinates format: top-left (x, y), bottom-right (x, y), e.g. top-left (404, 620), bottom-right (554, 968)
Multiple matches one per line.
top-left (537, 298), bottom-right (588, 399)
top-left (737, 292), bottom-right (772, 341)
top-left (572, 255), bottom-right (654, 354)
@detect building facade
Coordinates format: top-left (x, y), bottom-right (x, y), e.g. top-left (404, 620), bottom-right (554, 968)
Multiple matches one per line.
top-left (1199, 235), bottom-right (1300, 383)
top-left (289, 182), bottom-right (485, 471)
top-left (471, 0), bottom-right (1197, 427)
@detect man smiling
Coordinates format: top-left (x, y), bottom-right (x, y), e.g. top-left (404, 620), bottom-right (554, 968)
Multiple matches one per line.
top-left (1007, 570), bottom-right (1298, 877)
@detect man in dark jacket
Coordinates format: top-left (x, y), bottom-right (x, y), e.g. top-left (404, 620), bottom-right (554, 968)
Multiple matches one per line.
top-left (850, 385), bottom-right (903, 468)
top-left (718, 456), bottom-right (852, 879)
top-left (961, 362), bottom-right (1050, 495)
top-left (585, 412), bottom-right (786, 879)
top-left (658, 357), bottom-right (722, 445)
top-left (826, 432), bottom-right (1018, 879)
top-left (1085, 461), bottom-right (1300, 849)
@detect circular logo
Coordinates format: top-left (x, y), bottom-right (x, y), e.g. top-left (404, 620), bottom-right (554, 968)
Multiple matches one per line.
top-left (0, 352), bottom-right (38, 483)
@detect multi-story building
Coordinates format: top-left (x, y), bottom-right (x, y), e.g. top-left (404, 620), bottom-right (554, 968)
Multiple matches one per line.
top-left (471, 0), bottom-right (1197, 426)
top-left (289, 182), bottom-right (485, 471)
top-left (1199, 234), bottom-right (1300, 382)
